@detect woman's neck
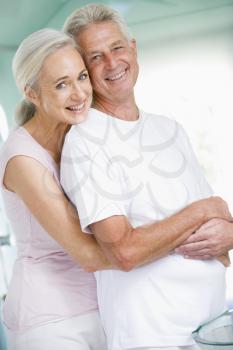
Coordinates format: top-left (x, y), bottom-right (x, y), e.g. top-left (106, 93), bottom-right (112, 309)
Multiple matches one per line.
top-left (23, 115), bottom-right (70, 164)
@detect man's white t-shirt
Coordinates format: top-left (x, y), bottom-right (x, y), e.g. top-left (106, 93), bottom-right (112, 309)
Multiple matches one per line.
top-left (61, 108), bottom-right (226, 350)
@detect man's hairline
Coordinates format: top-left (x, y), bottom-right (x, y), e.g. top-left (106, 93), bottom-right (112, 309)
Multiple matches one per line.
top-left (71, 20), bottom-right (133, 47)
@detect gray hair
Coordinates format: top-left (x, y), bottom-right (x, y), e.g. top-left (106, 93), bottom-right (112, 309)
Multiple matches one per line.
top-left (63, 3), bottom-right (132, 44)
top-left (13, 28), bottom-right (77, 126)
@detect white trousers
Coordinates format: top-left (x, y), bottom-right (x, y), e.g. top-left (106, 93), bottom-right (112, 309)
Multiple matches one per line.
top-left (6, 310), bottom-right (107, 350)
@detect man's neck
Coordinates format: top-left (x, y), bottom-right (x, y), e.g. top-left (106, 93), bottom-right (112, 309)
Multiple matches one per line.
top-left (93, 96), bottom-right (139, 121)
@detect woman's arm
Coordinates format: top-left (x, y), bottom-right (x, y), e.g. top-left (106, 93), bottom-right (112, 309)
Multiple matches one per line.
top-left (3, 155), bottom-right (113, 272)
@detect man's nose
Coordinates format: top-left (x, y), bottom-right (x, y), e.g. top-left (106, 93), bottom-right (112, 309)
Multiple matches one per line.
top-left (105, 53), bottom-right (117, 69)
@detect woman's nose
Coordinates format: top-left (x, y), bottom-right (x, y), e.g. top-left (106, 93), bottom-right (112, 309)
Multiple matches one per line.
top-left (71, 83), bottom-right (86, 100)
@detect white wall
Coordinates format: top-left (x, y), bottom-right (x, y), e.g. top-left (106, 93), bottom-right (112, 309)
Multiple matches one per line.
top-left (136, 26), bottom-right (233, 206)
top-left (135, 26), bottom-right (233, 304)
top-left (0, 50), bottom-right (20, 126)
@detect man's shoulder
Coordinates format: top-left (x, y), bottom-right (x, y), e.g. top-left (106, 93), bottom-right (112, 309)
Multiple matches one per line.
top-left (142, 111), bottom-right (178, 128)
top-left (65, 108), bottom-right (109, 146)
top-left (141, 111), bottom-right (183, 136)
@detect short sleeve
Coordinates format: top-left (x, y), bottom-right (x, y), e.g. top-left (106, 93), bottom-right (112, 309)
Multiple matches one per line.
top-left (177, 124), bottom-right (213, 198)
top-left (61, 129), bottom-right (127, 233)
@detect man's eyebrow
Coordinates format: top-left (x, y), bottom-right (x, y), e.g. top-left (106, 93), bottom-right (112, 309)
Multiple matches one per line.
top-left (110, 40), bottom-right (124, 47)
top-left (85, 40), bottom-right (125, 56)
top-left (86, 50), bottom-right (101, 56)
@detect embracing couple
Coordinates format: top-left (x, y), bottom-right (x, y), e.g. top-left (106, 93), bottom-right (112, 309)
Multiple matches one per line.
top-left (0, 4), bottom-right (232, 350)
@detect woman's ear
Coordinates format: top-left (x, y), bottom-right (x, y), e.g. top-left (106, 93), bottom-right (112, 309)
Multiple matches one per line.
top-left (24, 85), bottom-right (39, 107)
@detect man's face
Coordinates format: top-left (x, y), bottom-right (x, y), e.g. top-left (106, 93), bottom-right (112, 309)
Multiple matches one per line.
top-left (77, 21), bottom-right (139, 106)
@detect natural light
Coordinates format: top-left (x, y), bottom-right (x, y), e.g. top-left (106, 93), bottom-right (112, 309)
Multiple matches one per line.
top-left (135, 30), bottom-right (233, 306)
top-left (0, 105), bottom-right (9, 142)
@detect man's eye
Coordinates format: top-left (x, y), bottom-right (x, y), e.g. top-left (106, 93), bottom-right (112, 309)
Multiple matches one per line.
top-left (56, 82), bottom-right (66, 89)
top-left (79, 73), bottom-right (88, 81)
top-left (91, 54), bottom-right (101, 61)
top-left (114, 46), bottom-right (123, 50)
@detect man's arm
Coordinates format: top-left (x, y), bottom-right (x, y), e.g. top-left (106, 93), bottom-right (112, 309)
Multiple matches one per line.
top-left (61, 128), bottom-right (232, 271)
top-left (175, 218), bottom-right (233, 259)
top-left (90, 197), bottom-right (232, 271)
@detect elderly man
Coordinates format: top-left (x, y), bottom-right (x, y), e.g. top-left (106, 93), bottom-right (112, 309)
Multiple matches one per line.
top-left (61, 4), bottom-right (231, 350)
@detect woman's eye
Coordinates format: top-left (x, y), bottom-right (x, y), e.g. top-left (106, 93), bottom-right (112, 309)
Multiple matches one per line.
top-left (79, 73), bottom-right (88, 81)
top-left (56, 82), bottom-right (66, 89)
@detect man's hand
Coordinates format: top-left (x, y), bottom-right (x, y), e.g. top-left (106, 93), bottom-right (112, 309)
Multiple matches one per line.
top-left (202, 196), bottom-right (232, 223)
top-left (175, 218), bottom-right (233, 259)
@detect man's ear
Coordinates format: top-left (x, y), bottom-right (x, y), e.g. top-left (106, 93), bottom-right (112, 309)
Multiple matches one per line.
top-left (24, 85), bottom-right (39, 107)
top-left (130, 38), bottom-right (137, 56)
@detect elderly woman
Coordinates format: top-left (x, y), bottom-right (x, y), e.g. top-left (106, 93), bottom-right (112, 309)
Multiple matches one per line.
top-left (0, 29), bottom-right (112, 350)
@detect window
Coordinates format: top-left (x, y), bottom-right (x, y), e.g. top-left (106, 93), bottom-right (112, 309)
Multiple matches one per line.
top-left (0, 104), bottom-right (9, 142)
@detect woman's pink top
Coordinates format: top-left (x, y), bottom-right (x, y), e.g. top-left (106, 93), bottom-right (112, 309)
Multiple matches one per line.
top-left (0, 127), bottom-right (98, 332)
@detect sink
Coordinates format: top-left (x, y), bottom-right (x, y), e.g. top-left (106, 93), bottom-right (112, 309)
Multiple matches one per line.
top-left (193, 309), bottom-right (233, 349)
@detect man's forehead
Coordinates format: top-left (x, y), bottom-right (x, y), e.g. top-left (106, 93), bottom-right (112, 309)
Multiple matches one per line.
top-left (77, 22), bottom-right (127, 52)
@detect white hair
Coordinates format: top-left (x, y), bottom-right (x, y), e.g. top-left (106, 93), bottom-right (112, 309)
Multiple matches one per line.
top-left (13, 28), bottom-right (77, 125)
top-left (63, 3), bottom-right (132, 43)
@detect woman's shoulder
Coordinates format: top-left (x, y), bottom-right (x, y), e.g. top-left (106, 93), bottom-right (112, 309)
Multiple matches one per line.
top-left (0, 127), bottom-right (56, 186)
top-left (1, 127), bottom-right (45, 161)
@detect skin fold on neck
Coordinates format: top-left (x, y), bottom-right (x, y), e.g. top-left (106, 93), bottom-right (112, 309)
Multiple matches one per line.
top-left (93, 94), bottom-right (139, 121)
top-left (23, 114), bottom-right (70, 164)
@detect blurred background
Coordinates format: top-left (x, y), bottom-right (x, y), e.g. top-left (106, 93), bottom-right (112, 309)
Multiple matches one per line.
top-left (0, 0), bottom-right (233, 347)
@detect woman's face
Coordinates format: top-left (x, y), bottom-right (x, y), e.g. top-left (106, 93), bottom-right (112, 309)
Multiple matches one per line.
top-left (31, 45), bottom-right (92, 126)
